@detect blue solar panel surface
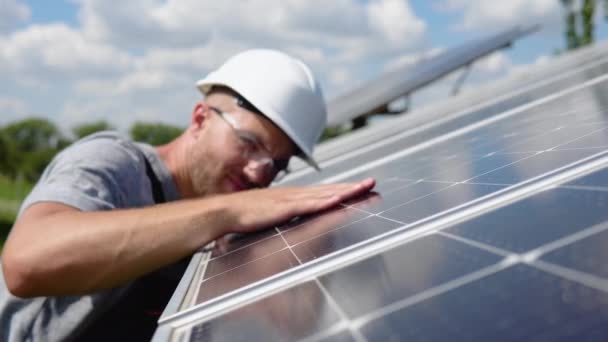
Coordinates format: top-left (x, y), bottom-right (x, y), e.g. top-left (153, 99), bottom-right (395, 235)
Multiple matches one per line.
top-left (154, 47), bottom-right (608, 342)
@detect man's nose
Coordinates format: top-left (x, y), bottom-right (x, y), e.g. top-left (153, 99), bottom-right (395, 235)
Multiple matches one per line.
top-left (243, 161), bottom-right (272, 188)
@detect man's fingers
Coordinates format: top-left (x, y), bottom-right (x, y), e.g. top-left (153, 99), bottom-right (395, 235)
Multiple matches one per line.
top-left (331, 178), bottom-right (376, 201)
top-left (300, 178), bottom-right (375, 213)
top-left (301, 194), bottom-right (342, 213)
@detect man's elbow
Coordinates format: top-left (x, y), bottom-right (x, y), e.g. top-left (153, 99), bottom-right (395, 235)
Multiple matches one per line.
top-left (2, 249), bottom-right (40, 298)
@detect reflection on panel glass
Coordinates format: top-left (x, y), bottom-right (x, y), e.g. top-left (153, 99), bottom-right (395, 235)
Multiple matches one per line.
top-left (562, 165), bottom-right (608, 188)
top-left (361, 265), bottom-right (608, 341)
top-left (402, 157), bottom-right (477, 181)
top-left (380, 183), bottom-right (504, 222)
top-left (282, 207), bottom-right (371, 246)
top-left (447, 188), bottom-right (608, 252)
top-left (542, 228), bottom-right (608, 279)
top-left (320, 234), bottom-right (501, 318)
top-left (555, 127), bottom-right (608, 150)
top-left (467, 149), bottom-right (601, 185)
top-left (498, 124), bottom-right (608, 153)
top-left (426, 152), bottom-right (534, 182)
top-left (196, 249), bottom-right (299, 304)
top-left (279, 207), bottom-right (369, 236)
top-left (187, 281), bottom-right (341, 342)
top-left (292, 216), bottom-right (401, 263)
top-left (210, 228), bottom-right (279, 259)
top-left (204, 235), bottom-right (287, 279)
top-left (372, 178), bottom-right (415, 194)
top-left (350, 182), bottom-right (453, 214)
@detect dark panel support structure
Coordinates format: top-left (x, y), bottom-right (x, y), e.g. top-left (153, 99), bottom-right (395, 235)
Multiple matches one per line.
top-left (327, 25), bottom-right (539, 127)
top-left (451, 62), bottom-right (473, 96)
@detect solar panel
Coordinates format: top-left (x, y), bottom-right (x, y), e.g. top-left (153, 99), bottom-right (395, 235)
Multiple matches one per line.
top-left (153, 41), bottom-right (608, 341)
top-left (286, 39), bottom-right (608, 174)
top-left (285, 49), bottom-right (608, 181)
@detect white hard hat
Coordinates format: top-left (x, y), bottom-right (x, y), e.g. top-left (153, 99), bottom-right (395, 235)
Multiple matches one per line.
top-left (196, 49), bottom-right (327, 171)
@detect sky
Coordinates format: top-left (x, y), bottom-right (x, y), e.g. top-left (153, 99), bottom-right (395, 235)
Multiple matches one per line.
top-left (1, 0), bottom-right (608, 135)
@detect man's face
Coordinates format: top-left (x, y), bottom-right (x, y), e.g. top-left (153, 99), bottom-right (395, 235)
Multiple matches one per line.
top-left (187, 92), bottom-right (295, 197)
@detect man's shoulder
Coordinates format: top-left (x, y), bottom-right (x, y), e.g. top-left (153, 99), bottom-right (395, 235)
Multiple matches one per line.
top-left (20, 131), bottom-right (152, 213)
top-left (55, 131), bottom-right (144, 169)
top-left (72, 130), bottom-right (139, 155)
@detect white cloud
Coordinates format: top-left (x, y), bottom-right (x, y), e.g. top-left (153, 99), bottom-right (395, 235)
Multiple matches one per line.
top-left (77, 0), bottom-right (426, 58)
top-left (0, 0), bottom-right (30, 34)
top-left (439, 0), bottom-right (562, 32)
top-left (3, 0), bottom-right (432, 130)
top-left (329, 67), bottom-right (353, 89)
top-left (367, 0), bottom-right (426, 45)
top-left (508, 54), bottom-right (552, 77)
top-left (475, 52), bottom-right (512, 74)
top-left (0, 23), bottom-right (132, 85)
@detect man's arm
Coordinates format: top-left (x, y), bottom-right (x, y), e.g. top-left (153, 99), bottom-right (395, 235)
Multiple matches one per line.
top-left (1, 178), bottom-right (374, 298)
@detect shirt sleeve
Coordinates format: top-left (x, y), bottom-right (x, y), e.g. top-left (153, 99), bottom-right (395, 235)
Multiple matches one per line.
top-left (18, 134), bottom-right (146, 216)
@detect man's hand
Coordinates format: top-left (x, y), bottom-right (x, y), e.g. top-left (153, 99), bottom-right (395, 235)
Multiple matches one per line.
top-left (212, 178), bottom-right (375, 234)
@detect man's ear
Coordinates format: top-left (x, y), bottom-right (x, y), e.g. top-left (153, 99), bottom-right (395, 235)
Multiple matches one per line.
top-left (191, 102), bottom-right (210, 130)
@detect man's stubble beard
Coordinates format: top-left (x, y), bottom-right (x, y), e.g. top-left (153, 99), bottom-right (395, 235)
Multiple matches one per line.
top-left (189, 145), bottom-right (225, 198)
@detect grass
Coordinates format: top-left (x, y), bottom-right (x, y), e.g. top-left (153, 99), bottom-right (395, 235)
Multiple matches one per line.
top-left (0, 176), bottom-right (32, 200)
top-left (0, 175), bottom-right (32, 251)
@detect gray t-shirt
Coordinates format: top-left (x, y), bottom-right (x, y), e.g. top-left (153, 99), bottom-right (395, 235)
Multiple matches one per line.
top-left (0, 131), bottom-right (180, 341)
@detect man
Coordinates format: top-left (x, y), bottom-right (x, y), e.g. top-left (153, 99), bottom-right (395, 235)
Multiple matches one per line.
top-left (0, 49), bottom-right (374, 341)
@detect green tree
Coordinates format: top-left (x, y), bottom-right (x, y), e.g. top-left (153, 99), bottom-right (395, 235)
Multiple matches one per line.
top-left (2, 118), bottom-right (67, 182)
top-left (72, 120), bottom-right (113, 139)
top-left (4, 118), bottom-right (63, 153)
top-left (561, 0), bottom-right (606, 50)
top-left (319, 126), bottom-right (351, 143)
top-left (0, 129), bottom-right (17, 177)
top-left (130, 122), bottom-right (183, 145)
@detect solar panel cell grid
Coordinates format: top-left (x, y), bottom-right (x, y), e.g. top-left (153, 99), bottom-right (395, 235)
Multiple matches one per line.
top-left (556, 127), bottom-right (608, 150)
top-left (349, 181), bottom-right (453, 214)
top-left (195, 249), bottom-right (299, 304)
top-left (541, 228), bottom-right (608, 279)
top-left (379, 183), bottom-right (505, 223)
top-left (187, 281), bottom-right (342, 342)
top-left (445, 187), bottom-right (608, 253)
top-left (466, 149), bottom-right (602, 185)
top-left (203, 234), bottom-right (286, 279)
top-left (423, 152), bottom-right (535, 182)
top-left (360, 265), bottom-right (608, 342)
top-left (320, 122), bottom-right (608, 188)
top-left (319, 234), bottom-right (502, 319)
top-left (289, 216), bottom-right (401, 263)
